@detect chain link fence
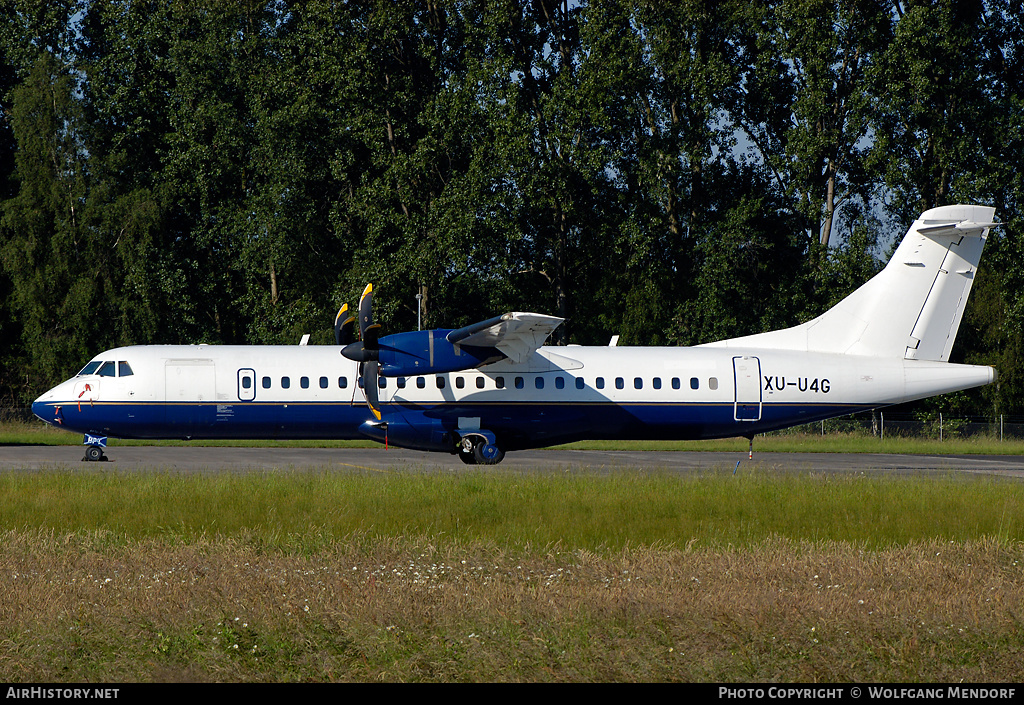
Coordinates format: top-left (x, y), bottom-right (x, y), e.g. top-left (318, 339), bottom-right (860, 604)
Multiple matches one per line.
top-left (772, 411), bottom-right (1024, 441)
top-left (2, 408), bottom-right (38, 424)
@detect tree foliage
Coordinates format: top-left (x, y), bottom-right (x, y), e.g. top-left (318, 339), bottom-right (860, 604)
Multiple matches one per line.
top-left (0, 0), bottom-right (1021, 416)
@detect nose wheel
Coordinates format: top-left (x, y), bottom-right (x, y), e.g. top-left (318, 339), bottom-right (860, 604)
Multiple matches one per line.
top-left (83, 445), bottom-right (107, 462)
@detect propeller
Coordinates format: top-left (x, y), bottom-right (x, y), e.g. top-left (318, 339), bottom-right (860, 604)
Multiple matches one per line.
top-left (341, 284), bottom-right (383, 420)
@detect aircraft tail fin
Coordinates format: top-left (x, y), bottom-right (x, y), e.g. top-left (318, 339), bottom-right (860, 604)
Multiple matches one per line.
top-left (704, 204), bottom-right (997, 360)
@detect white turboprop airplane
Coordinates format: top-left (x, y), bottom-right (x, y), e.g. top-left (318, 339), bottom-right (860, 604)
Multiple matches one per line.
top-left (33, 204), bottom-right (999, 464)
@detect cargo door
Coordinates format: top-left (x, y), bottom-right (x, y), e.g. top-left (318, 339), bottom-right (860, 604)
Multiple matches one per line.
top-left (165, 359), bottom-right (216, 431)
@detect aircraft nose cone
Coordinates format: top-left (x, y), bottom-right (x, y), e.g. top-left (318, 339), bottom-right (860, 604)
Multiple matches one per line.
top-left (31, 400), bottom-right (47, 424)
top-left (32, 391), bottom-right (56, 425)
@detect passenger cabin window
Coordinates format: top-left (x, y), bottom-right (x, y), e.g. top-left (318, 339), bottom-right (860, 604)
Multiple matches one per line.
top-left (417, 377), bottom-right (426, 389)
top-left (300, 376), bottom-right (310, 389)
top-left (690, 377), bottom-right (699, 390)
top-left (615, 377), bottom-right (624, 390)
top-left (97, 361), bottom-right (116, 377)
top-left (672, 378), bottom-right (681, 390)
top-left (378, 378), bottom-right (386, 389)
top-left (397, 378), bottom-right (407, 389)
top-left (282, 377), bottom-right (291, 389)
top-left (436, 377), bottom-right (445, 389)
top-left (495, 377), bottom-right (505, 389)
top-left (118, 361), bottom-right (134, 377)
top-left (634, 378), bottom-right (642, 389)
top-left (535, 377), bottom-right (544, 389)
top-left (242, 377), bottom-right (252, 389)
top-left (456, 377), bottom-right (465, 389)
top-left (515, 377), bottom-right (524, 389)
top-left (555, 377), bottom-right (565, 390)
top-left (476, 377), bottom-right (485, 389)
top-left (263, 376), bottom-right (272, 389)
top-left (653, 377), bottom-right (662, 389)
top-left (596, 377), bottom-right (605, 389)
top-left (709, 377), bottom-right (719, 390)
top-left (338, 376), bottom-right (348, 389)
top-left (320, 376), bottom-right (329, 389)
top-left (575, 377), bottom-right (585, 390)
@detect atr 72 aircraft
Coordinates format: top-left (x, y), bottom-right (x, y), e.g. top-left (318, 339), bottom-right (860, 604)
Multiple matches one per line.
top-left (33, 204), bottom-right (999, 464)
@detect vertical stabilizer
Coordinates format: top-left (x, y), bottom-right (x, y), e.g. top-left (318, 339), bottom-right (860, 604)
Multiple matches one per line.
top-left (704, 205), bottom-right (997, 360)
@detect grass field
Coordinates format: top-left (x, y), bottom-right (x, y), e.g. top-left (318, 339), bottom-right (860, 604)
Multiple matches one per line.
top-left (3, 419), bottom-right (1024, 682)
top-left (0, 466), bottom-right (1022, 682)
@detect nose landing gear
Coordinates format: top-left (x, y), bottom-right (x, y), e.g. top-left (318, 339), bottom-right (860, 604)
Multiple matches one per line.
top-left (82, 434), bottom-right (108, 462)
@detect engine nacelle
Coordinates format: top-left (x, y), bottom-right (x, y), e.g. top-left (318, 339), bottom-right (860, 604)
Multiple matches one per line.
top-left (358, 416), bottom-right (453, 452)
top-left (376, 330), bottom-right (502, 377)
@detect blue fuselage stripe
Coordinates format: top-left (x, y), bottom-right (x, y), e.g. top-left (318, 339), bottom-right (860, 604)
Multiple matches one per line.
top-left (33, 399), bottom-right (873, 447)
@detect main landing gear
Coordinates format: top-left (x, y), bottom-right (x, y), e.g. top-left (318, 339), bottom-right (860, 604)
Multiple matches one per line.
top-left (457, 433), bottom-right (505, 465)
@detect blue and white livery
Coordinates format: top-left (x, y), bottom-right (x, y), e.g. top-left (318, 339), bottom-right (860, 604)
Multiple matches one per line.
top-left (33, 205), bottom-right (999, 464)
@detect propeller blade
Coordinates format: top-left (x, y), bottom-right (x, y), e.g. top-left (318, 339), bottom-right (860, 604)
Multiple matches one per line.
top-left (334, 303), bottom-right (356, 346)
top-left (361, 361), bottom-right (381, 421)
top-left (358, 283), bottom-right (381, 349)
top-left (345, 284), bottom-right (383, 420)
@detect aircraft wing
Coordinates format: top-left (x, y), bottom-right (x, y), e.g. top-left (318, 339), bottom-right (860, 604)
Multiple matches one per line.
top-left (446, 312), bottom-right (564, 363)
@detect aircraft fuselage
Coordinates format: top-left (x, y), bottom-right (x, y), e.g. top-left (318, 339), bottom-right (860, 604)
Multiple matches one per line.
top-left (32, 343), bottom-right (993, 453)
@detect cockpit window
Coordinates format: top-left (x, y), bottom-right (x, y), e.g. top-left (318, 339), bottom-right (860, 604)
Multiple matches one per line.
top-left (118, 361), bottom-right (134, 377)
top-left (97, 361), bottom-right (116, 377)
top-left (78, 361), bottom-right (102, 376)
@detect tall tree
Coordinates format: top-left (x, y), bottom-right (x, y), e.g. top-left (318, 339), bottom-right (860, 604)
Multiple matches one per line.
top-left (0, 0), bottom-right (88, 402)
top-left (732, 0), bottom-right (891, 249)
top-left (624, 0), bottom-right (749, 344)
top-left (868, 0), bottom-right (989, 222)
top-left (0, 52), bottom-right (104, 386)
top-left (951, 0), bottom-right (1024, 415)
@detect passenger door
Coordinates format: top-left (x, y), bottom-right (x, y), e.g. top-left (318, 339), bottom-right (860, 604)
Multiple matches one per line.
top-left (237, 368), bottom-right (256, 401)
top-left (733, 356), bottom-right (762, 421)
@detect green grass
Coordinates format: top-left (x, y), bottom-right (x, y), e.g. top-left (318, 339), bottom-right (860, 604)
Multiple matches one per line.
top-left (2, 469), bottom-right (1022, 549)
top-left (0, 419), bottom-right (379, 447)
top-left (556, 432), bottom-right (1024, 455)
top-left (2, 468), bottom-right (1022, 682)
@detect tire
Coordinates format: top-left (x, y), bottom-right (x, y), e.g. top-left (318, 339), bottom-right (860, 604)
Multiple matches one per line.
top-left (85, 445), bottom-right (104, 462)
top-left (472, 441), bottom-right (505, 465)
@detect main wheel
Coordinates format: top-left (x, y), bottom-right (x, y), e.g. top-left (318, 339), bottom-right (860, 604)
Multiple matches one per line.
top-left (472, 441), bottom-right (505, 465)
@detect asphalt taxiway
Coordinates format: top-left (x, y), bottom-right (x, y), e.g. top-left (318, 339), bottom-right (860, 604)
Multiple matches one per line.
top-left (2, 445), bottom-right (1024, 478)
